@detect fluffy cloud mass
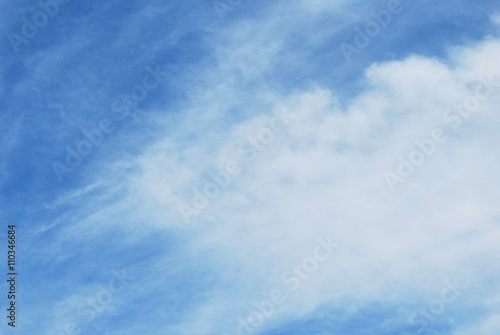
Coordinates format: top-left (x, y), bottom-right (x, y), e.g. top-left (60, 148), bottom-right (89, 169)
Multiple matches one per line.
top-left (73, 38), bottom-right (500, 335)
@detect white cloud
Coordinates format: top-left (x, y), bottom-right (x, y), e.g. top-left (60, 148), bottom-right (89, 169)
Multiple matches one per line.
top-left (81, 37), bottom-right (499, 333)
top-left (41, 2), bottom-right (500, 331)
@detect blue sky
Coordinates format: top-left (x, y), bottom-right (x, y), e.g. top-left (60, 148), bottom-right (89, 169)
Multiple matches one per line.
top-left (1, 0), bottom-right (500, 334)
